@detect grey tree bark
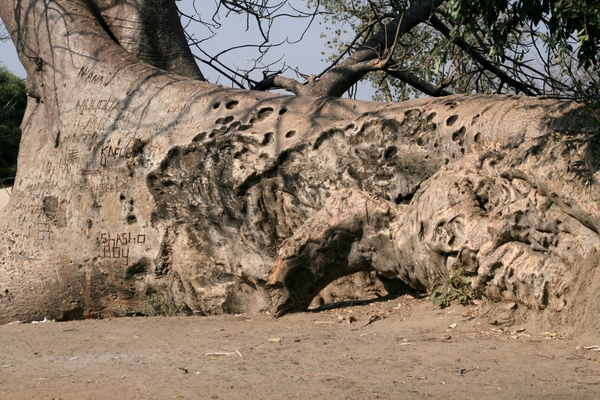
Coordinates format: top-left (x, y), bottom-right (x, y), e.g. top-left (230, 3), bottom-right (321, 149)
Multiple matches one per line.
top-left (0, 0), bottom-right (599, 332)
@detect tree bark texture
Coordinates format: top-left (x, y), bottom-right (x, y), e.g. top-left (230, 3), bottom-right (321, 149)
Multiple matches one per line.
top-left (1, 0), bottom-right (600, 331)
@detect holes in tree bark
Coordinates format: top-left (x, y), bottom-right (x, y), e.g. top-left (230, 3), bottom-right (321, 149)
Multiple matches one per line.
top-left (416, 137), bottom-right (426, 146)
top-left (126, 258), bottom-right (150, 279)
top-left (279, 107), bottom-right (288, 115)
top-left (262, 132), bottom-right (273, 145)
top-left (404, 109), bottom-right (422, 119)
top-left (131, 138), bottom-right (147, 155)
top-left (126, 214), bottom-right (137, 224)
top-left (257, 107), bottom-right (274, 121)
top-left (235, 171), bottom-right (261, 197)
top-left (216, 116), bottom-right (234, 125)
top-left (147, 173), bottom-right (158, 187)
top-left (286, 130), bottom-right (296, 138)
top-left (507, 269), bottom-right (514, 279)
top-left (471, 114), bottom-right (480, 125)
top-left (384, 146), bottom-right (397, 159)
top-left (345, 123), bottom-right (355, 130)
top-left (226, 100), bottom-right (239, 109)
top-left (446, 115), bottom-right (459, 126)
top-left (212, 101), bottom-right (221, 109)
top-left (218, 143), bottom-right (230, 152)
top-left (475, 192), bottom-right (489, 211)
top-left (193, 132), bottom-right (207, 142)
top-left (445, 101), bottom-right (459, 108)
top-left (347, 167), bottom-right (360, 181)
top-left (395, 192), bottom-right (414, 204)
top-left (210, 126), bottom-right (228, 137)
top-left (234, 147), bottom-right (249, 159)
top-left (313, 128), bottom-right (341, 150)
top-left (452, 127), bottom-right (466, 144)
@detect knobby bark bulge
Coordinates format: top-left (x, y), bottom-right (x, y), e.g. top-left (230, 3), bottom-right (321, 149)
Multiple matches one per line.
top-left (1, 0), bottom-right (600, 332)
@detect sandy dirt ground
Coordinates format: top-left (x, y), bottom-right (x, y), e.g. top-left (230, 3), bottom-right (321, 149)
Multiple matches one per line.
top-left (1, 295), bottom-right (599, 400)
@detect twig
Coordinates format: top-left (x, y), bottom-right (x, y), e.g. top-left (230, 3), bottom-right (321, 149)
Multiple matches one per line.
top-left (567, 379), bottom-right (600, 385)
top-left (204, 352), bottom-right (235, 357)
top-left (361, 315), bottom-right (382, 328)
top-left (583, 346), bottom-right (600, 351)
top-left (535, 354), bottom-right (555, 360)
top-left (304, 373), bottom-right (356, 384)
top-left (418, 380), bottom-right (500, 387)
top-left (16, 338), bottom-right (35, 354)
top-left (373, 12), bottom-right (404, 70)
top-left (304, 373), bottom-right (346, 379)
top-left (0, 178), bottom-right (12, 198)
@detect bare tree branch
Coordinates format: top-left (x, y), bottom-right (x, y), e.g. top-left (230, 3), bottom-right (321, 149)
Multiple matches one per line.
top-left (428, 15), bottom-right (540, 96)
top-left (181, 0), bottom-right (323, 90)
top-left (385, 67), bottom-right (452, 96)
top-left (252, 73), bottom-right (313, 93)
top-left (253, 0), bottom-right (445, 97)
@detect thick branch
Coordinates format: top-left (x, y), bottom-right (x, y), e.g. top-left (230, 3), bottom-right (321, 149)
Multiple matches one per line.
top-left (429, 15), bottom-right (539, 96)
top-left (385, 68), bottom-right (452, 97)
top-left (298, 0), bottom-right (445, 97)
top-left (251, 0), bottom-right (444, 97)
top-left (95, 0), bottom-right (205, 81)
top-left (251, 74), bottom-right (318, 95)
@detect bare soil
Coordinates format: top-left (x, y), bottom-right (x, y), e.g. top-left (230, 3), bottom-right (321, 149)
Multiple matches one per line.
top-left (1, 296), bottom-right (599, 399)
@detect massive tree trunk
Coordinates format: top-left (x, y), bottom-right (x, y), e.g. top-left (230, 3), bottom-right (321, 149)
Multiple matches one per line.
top-left (1, 0), bottom-right (599, 331)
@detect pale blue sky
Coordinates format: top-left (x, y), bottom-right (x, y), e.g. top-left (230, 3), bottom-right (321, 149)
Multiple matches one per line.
top-left (0, 36), bottom-right (25, 77)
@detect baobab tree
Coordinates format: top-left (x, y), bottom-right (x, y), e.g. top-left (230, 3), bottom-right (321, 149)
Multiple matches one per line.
top-left (0, 0), bottom-right (599, 331)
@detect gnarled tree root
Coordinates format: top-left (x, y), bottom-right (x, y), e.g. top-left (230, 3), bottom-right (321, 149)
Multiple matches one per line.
top-left (267, 189), bottom-right (406, 316)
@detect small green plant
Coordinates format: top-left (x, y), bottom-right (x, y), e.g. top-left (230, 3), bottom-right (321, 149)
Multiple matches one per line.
top-left (123, 309), bottom-right (145, 317)
top-left (553, 131), bottom-right (563, 143)
top-left (146, 292), bottom-right (189, 316)
top-left (431, 268), bottom-right (475, 308)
